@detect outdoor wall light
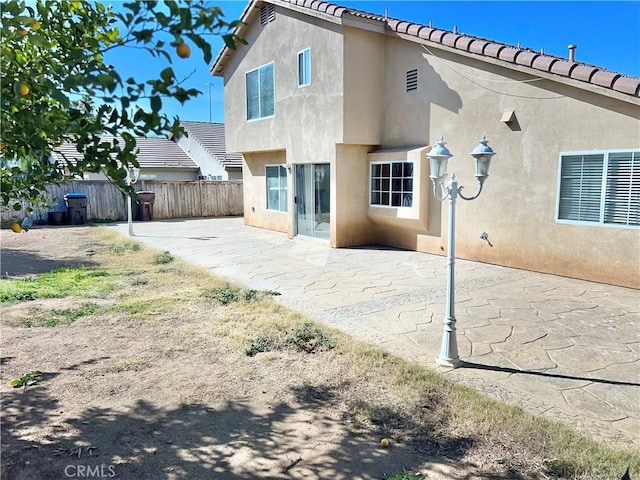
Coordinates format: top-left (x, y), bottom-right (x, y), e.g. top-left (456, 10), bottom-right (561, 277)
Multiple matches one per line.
top-left (428, 135), bottom-right (496, 367)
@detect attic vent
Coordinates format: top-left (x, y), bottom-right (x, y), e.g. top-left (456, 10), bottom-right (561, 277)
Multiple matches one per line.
top-left (260, 3), bottom-right (275, 25)
top-left (406, 69), bottom-right (418, 92)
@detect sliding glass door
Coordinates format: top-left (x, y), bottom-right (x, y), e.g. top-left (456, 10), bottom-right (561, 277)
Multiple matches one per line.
top-left (295, 164), bottom-right (330, 240)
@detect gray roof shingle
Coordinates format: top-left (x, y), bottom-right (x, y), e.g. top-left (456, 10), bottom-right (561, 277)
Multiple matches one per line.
top-left (53, 136), bottom-right (198, 169)
top-left (179, 121), bottom-right (243, 168)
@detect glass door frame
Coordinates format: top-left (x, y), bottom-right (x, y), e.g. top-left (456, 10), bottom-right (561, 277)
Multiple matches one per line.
top-left (293, 163), bottom-right (330, 241)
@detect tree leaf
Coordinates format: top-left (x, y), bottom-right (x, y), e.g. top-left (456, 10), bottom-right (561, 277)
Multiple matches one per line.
top-left (160, 67), bottom-right (174, 84)
top-left (1, 0), bottom-right (244, 209)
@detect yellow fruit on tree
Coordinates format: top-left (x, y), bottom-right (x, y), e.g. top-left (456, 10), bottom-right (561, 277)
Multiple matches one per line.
top-left (19, 84), bottom-right (29, 96)
top-left (17, 28), bottom-right (28, 37)
top-left (32, 21), bottom-right (41, 30)
top-left (176, 42), bottom-right (191, 59)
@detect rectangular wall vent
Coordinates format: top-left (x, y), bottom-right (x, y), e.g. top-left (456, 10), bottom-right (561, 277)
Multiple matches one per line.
top-left (406, 69), bottom-right (418, 92)
top-left (260, 3), bottom-right (276, 25)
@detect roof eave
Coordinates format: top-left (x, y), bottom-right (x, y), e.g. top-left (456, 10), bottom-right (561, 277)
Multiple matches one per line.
top-left (211, 0), bottom-right (262, 77)
top-left (210, 0), bottom-right (639, 99)
top-left (211, 0), bottom-right (351, 77)
top-left (401, 33), bottom-right (640, 105)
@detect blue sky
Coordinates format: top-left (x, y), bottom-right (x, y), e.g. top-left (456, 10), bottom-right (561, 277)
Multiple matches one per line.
top-left (106, 1), bottom-right (640, 124)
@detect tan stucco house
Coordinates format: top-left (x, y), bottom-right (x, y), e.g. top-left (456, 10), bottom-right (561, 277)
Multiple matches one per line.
top-left (211, 0), bottom-right (640, 288)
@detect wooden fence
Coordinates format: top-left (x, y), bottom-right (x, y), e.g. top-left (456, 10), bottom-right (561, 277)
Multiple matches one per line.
top-left (1, 180), bottom-right (244, 224)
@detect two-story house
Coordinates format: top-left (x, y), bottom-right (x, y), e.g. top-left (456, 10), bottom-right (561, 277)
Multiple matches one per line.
top-left (211, 0), bottom-right (640, 288)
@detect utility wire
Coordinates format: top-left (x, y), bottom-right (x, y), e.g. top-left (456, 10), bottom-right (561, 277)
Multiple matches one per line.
top-left (422, 45), bottom-right (566, 100)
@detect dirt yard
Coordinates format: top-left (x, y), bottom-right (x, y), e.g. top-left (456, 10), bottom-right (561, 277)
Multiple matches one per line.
top-left (1, 226), bottom-right (486, 480)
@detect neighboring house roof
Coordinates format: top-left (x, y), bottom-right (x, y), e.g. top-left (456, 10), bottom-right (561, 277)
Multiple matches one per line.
top-left (178, 121), bottom-right (243, 168)
top-left (52, 136), bottom-right (198, 169)
top-left (211, 0), bottom-right (640, 99)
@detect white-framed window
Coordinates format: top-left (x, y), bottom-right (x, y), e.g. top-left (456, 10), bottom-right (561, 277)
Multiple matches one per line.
top-left (370, 161), bottom-right (414, 207)
top-left (556, 149), bottom-right (639, 228)
top-left (297, 48), bottom-right (311, 87)
top-left (266, 165), bottom-right (288, 212)
top-left (246, 62), bottom-right (275, 121)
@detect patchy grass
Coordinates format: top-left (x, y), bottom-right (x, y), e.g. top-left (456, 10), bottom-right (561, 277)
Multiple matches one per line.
top-left (153, 250), bottom-right (175, 264)
top-left (245, 322), bottom-right (337, 356)
top-left (22, 302), bottom-right (102, 327)
top-left (386, 472), bottom-right (424, 480)
top-left (0, 267), bottom-right (115, 305)
top-left (2, 227), bottom-right (638, 480)
top-left (203, 283), bottom-right (280, 305)
top-left (108, 241), bottom-right (141, 254)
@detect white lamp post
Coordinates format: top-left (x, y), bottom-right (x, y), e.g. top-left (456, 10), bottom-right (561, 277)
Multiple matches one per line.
top-left (428, 135), bottom-right (496, 367)
top-left (125, 166), bottom-right (141, 237)
top-left (205, 81), bottom-right (213, 122)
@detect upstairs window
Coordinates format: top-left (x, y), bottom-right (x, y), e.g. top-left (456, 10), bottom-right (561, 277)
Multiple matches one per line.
top-left (297, 48), bottom-right (311, 87)
top-left (266, 165), bottom-right (288, 212)
top-left (370, 161), bottom-right (414, 207)
top-left (246, 62), bottom-right (275, 121)
top-left (406, 69), bottom-right (418, 92)
top-left (557, 150), bottom-right (639, 228)
top-left (260, 3), bottom-right (275, 25)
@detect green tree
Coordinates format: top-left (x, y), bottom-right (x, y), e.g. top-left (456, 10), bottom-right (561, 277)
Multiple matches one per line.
top-left (0, 0), bottom-right (243, 211)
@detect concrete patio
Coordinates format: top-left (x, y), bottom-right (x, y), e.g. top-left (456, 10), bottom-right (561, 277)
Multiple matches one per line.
top-left (106, 217), bottom-right (640, 449)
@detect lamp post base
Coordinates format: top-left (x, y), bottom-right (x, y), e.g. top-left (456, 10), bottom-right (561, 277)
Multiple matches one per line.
top-left (436, 356), bottom-right (462, 368)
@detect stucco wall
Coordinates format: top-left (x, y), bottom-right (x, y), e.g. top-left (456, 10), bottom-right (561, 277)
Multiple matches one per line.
top-left (380, 37), bottom-right (439, 147)
top-left (222, 5), bottom-right (346, 239)
top-left (376, 37), bottom-right (640, 287)
top-left (343, 27), bottom-right (384, 145)
top-left (227, 167), bottom-right (243, 181)
top-left (222, 5), bottom-right (344, 162)
top-left (242, 151), bottom-right (289, 234)
top-left (334, 144), bottom-right (375, 246)
top-left (141, 169), bottom-right (199, 181)
top-left (84, 169), bottom-right (197, 182)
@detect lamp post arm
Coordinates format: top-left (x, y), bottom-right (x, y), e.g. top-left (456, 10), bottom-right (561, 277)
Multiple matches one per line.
top-left (432, 182), bottom-right (451, 202)
top-left (458, 180), bottom-right (484, 201)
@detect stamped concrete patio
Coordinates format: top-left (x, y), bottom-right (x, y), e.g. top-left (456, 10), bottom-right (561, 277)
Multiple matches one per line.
top-left (106, 217), bottom-right (639, 449)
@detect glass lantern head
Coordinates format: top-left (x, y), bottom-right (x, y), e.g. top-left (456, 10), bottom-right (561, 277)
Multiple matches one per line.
top-left (428, 136), bottom-right (453, 186)
top-left (470, 134), bottom-right (495, 184)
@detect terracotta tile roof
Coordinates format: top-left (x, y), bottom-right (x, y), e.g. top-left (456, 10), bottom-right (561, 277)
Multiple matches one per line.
top-left (179, 121), bottom-right (243, 168)
top-left (211, 0), bottom-right (640, 98)
top-left (53, 136), bottom-right (198, 169)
